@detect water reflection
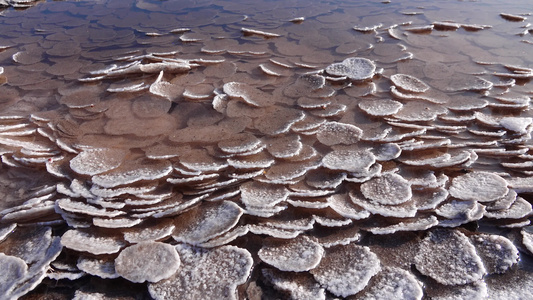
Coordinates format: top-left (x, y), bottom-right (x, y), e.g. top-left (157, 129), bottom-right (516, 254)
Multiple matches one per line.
top-left (0, 0), bottom-right (532, 299)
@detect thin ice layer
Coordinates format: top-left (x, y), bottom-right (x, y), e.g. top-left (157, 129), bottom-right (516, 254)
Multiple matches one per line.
top-left (148, 244), bottom-right (253, 300)
top-left (310, 243), bottom-right (381, 297)
top-left (359, 267), bottom-right (423, 300)
top-left (115, 242), bottom-right (180, 283)
top-left (258, 236), bottom-right (324, 272)
top-left (448, 172), bottom-right (508, 202)
top-left (414, 229), bottom-right (485, 285)
top-left (172, 201), bottom-right (243, 245)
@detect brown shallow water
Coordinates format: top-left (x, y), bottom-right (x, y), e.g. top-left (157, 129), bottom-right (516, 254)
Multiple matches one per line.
top-left (0, 0), bottom-right (533, 299)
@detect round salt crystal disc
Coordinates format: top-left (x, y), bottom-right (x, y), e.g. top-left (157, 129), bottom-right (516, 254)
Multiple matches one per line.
top-left (448, 172), bottom-right (508, 202)
top-left (360, 173), bottom-right (412, 205)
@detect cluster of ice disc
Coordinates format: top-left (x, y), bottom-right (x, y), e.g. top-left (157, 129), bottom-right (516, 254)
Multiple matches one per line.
top-left (0, 0), bottom-right (40, 9)
top-left (0, 0), bottom-right (533, 299)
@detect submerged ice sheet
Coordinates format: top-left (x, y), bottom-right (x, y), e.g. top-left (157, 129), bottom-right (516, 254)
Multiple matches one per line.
top-left (0, 0), bottom-right (533, 298)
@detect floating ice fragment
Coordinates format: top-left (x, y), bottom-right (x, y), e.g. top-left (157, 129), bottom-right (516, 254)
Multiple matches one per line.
top-left (0, 253), bottom-right (28, 297)
top-left (240, 181), bottom-right (289, 208)
top-left (0, 224), bottom-right (16, 242)
top-left (359, 267), bottom-right (423, 300)
top-left (442, 76), bottom-right (493, 92)
top-left (461, 23), bottom-right (492, 31)
top-left (310, 243), bottom-right (381, 297)
top-left (70, 148), bottom-right (126, 176)
top-left (218, 133), bottom-right (261, 154)
top-left (309, 103), bottom-right (346, 118)
top-left (360, 173), bottom-right (412, 205)
top-left (402, 11), bottom-right (424, 15)
top-left (353, 24), bottom-right (383, 32)
top-left (149, 71), bottom-right (184, 101)
top-left (327, 193), bottom-right (370, 220)
top-left (446, 96), bottom-right (488, 111)
top-left (248, 222), bottom-right (301, 238)
top-left (470, 234), bottom-right (518, 274)
top-left (297, 96), bottom-right (331, 109)
top-left (372, 143), bottom-right (401, 160)
top-left (367, 216), bottom-right (438, 235)
top-left (148, 244), bottom-right (253, 300)
top-left (107, 81), bottom-right (148, 93)
top-left (93, 217), bottom-right (142, 229)
top-left (449, 172), bottom-right (508, 202)
top-left (414, 229), bottom-right (485, 285)
top-left (183, 83), bottom-right (214, 100)
top-left (500, 13), bottom-right (527, 22)
top-left (259, 63), bottom-right (292, 76)
top-left (392, 100), bottom-right (447, 121)
top-left (401, 150), bottom-right (471, 168)
top-left (326, 57), bottom-right (376, 81)
top-left (435, 200), bottom-right (483, 225)
top-left (390, 74), bottom-right (429, 93)
top-left (413, 188), bottom-right (449, 210)
top-left (404, 25), bottom-right (434, 33)
top-left (521, 226), bottom-right (533, 254)
top-left (227, 152), bottom-right (274, 169)
top-left (223, 82), bottom-right (275, 107)
top-left (254, 107), bottom-right (305, 135)
top-left (172, 201), bottom-right (243, 245)
top-left (349, 189), bottom-right (417, 218)
top-left (358, 99), bottom-right (403, 116)
top-left (56, 198), bottom-right (124, 218)
top-left (485, 190), bottom-right (517, 211)
top-left (432, 21), bottom-right (461, 30)
top-left (77, 257), bottom-right (118, 279)
top-left (179, 149), bottom-right (228, 172)
top-left (322, 148), bottom-right (376, 173)
top-left (258, 236), bottom-right (324, 272)
top-left (61, 229), bottom-right (125, 255)
top-left (317, 121), bottom-right (362, 146)
top-left (123, 219), bottom-right (175, 243)
top-left (115, 242), bottom-right (180, 283)
top-left (306, 170), bottom-right (347, 190)
top-left (484, 196), bottom-right (532, 219)
top-left (285, 76), bottom-right (331, 98)
top-left (139, 61), bottom-right (193, 73)
top-left (241, 27), bottom-right (281, 38)
top-left (199, 225), bottom-right (249, 248)
top-left (289, 17), bottom-right (305, 23)
top-left (499, 117), bottom-right (532, 134)
top-left (92, 159), bottom-right (172, 188)
top-left (262, 268), bottom-right (325, 300)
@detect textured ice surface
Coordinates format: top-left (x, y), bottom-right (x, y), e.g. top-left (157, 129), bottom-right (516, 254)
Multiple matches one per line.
top-left (359, 267), bottom-right (423, 300)
top-left (310, 243), bottom-right (381, 297)
top-left (326, 57), bottom-right (376, 80)
top-left (449, 172), bottom-right (508, 202)
top-left (415, 229), bottom-right (486, 285)
top-left (61, 229), bottom-right (124, 255)
top-left (171, 201), bottom-right (243, 245)
top-left (360, 173), bottom-right (412, 205)
top-left (0, 0), bottom-right (532, 298)
top-left (258, 236), bottom-right (324, 272)
top-left (390, 74), bottom-right (429, 93)
top-left (115, 242), bottom-right (180, 283)
top-left (148, 244), bottom-right (253, 300)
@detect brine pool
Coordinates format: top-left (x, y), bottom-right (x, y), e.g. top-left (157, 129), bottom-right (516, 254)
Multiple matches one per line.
top-left (0, 0), bottom-right (532, 299)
